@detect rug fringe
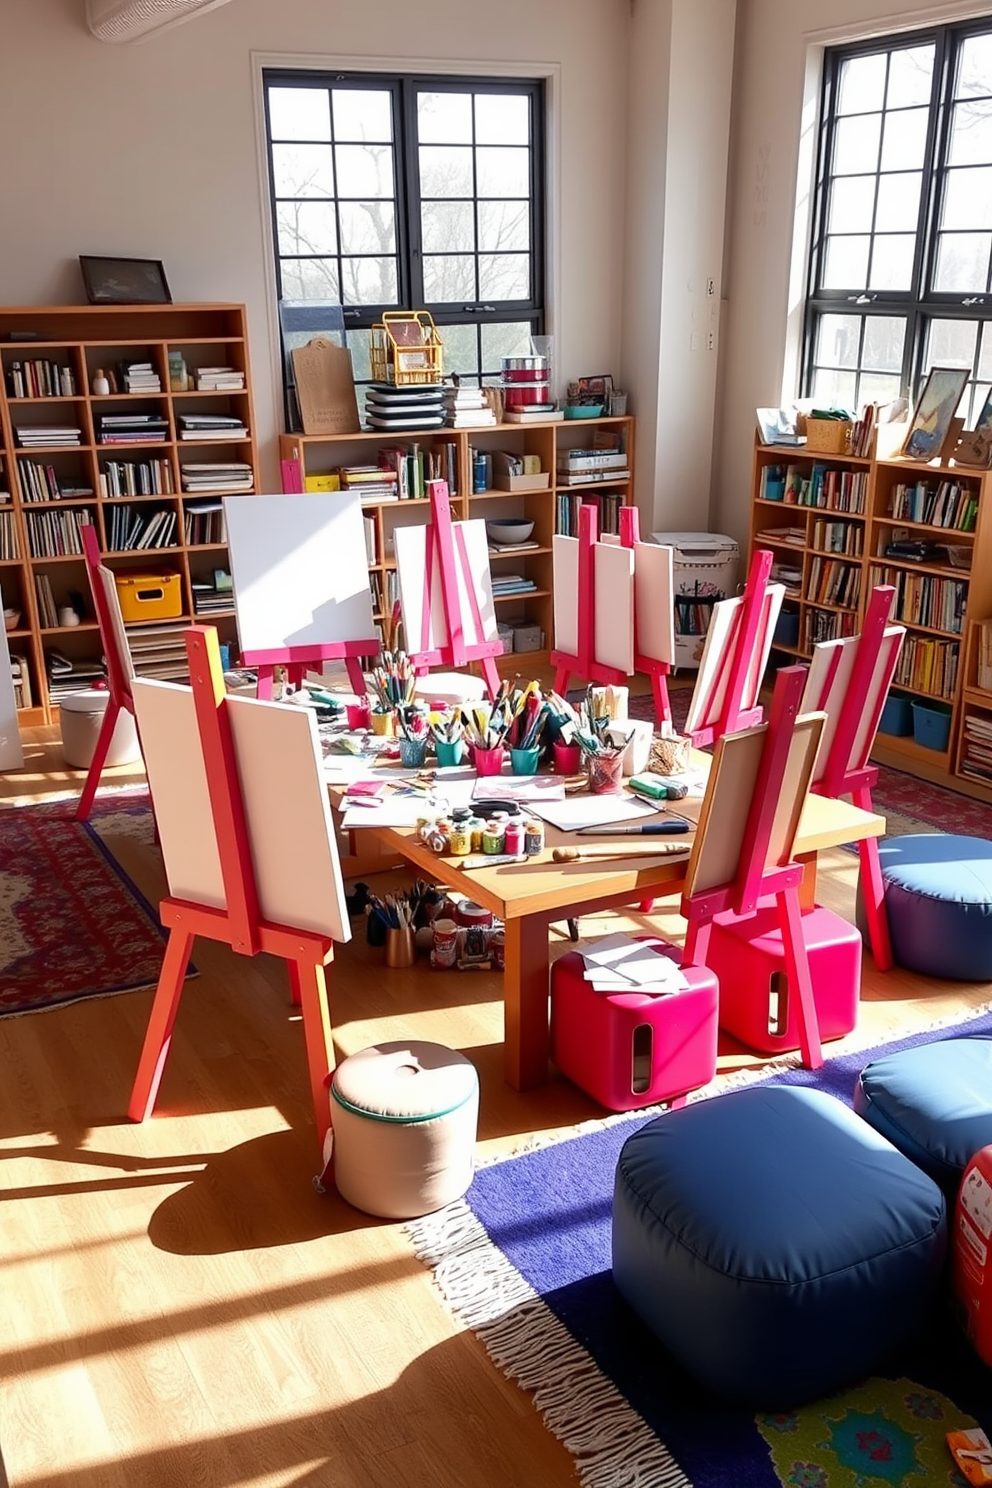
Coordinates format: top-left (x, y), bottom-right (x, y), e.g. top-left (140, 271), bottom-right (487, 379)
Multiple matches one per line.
top-left (407, 1201), bottom-right (691, 1488)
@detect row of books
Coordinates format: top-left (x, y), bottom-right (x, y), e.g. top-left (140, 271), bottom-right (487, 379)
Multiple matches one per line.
top-left (674, 598), bottom-right (717, 637)
top-left (807, 555), bottom-right (862, 610)
top-left (887, 479), bottom-right (979, 532)
top-left (977, 617), bottom-right (992, 692)
top-left (812, 518), bottom-right (862, 556)
top-left (106, 506), bottom-right (178, 551)
top-left (788, 464), bottom-right (868, 513)
top-left (369, 568), bottom-right (399, 617)
top-left (9, 651), bottom-right (31, 708)
top-left (868, 564), bottom-right (967, 635)
top-left (803, 608), bottom-right (858, 647)
top-left (17, 460), bottom-right (93, 503)
top-left (185, 503), bottom-right (225, 545)
top-left (893, 634), bottom-right (960, 701)
top-left (24, 507), bottom-right (90, 557)
top-left (16, 425), bottom-right (82, 448)
top-left (363, 513), bottom-right (377, 566)
top-left (34, 573), bottom-right (60, 628)
top-left (554, 491), bottom-right (625, 537)
top-left (99, 458), bottom-right (174, 498)
top-left (6, 360), bottom-right (76, 399)
top-left (959, 711), bottom-right (992, 785)
top-left (0, 509), bottom-right (19, 560)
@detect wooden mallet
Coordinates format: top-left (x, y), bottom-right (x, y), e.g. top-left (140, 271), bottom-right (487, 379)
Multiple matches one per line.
top-left (552, 842), bottom-right (690, 863)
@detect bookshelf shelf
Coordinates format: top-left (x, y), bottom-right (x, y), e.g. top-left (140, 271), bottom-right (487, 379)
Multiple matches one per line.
top-left (0, 303), bottom-right (258, 723)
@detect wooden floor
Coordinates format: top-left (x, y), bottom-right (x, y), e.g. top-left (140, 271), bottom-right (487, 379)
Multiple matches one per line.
top-left (1, 723), bottom-right (989, 1488)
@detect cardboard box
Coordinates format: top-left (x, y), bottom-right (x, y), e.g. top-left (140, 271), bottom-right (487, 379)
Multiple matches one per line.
top-left (494, 472), bottom-right (550, 493)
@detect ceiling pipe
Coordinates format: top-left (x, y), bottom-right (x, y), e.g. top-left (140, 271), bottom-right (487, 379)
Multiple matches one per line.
top-left (86, 0), bottom-right (236, 43)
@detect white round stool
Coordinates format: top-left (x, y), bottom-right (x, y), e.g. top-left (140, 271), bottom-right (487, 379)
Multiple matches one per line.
top-left (60, 690), bottom-right (141, 769)
top-left (327, 1041), bottom-right (479, 1218)
top-left (412, 671), bottom-right (488, 707)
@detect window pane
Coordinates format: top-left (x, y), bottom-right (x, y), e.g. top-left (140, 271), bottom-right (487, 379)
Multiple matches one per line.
top-left (933, 232), bottom-right (992, 291)
top-left (942, 166), bottom-right (992, 229)
top-left (822, 235), bottom-right (870, 288)
top-left (886, 45), bottom-right (934, 108)
top-left (477, 147), bottom-right (530, 198)
top-left (346, 328), bottom-right (372, 382)
top-left (421, 200), bottom-right (475, 254)
top-left (476, 94), bottom-right (529, 145)
top-left (280, 258), bottom-right (340, 301)
top-left (948, 99), bottom-right (992, 165)
top-left (979, 327), bottom-right (992, 381)
top-left (335, 144), bottom-right (393, 198)
top-left (837, 53), bottom-right (886, 114)
top-left (272, 143), bottom-right (334, 198)
top-left (868, 233), bottom-right (915, 289)
top-left (339, 256), bottom-right (397, 304)
top-left (926, 318), bottom-right (978, 368)
top-left (332, 89), bottom-right (392, 142)
top-left (422, 254), bottom-right (477, 301)
top-left (874, 172), bottom-right (921, 232)
top-left (439, 323), bottom-right (480, 377)
top-left (957, 33), bottom-right (992, 99)
top-left (880, 106), bottom-right (929, 170)
top-left (863, 315), bottom-right (905, 372)
top-left (417, 91), bottom-right (473, 144)
top-left (269, 87), bottom-right (331, 141)
top-left (419, 145), bottom-right (473, 197)
top-left (814, 313), bottom-right (862, 369)
top-left (479, 253), bottom-right (530, 299)
top-left (811, 366), bottom-right (857, 406)
top-left (338, 201), bottom-right (396, 256)
top-left (478, 200), bottom-right (530, 253)
top-left (481, 321), bottom-right (534, 372)
top-left (277, 201), bottom-right (337, 256)
top-left (828, 176), bottom-right (876, 233)
top-left (833, 114), bottom-right (881, 173)
top-left (859, 371), bottom-right (903, 403)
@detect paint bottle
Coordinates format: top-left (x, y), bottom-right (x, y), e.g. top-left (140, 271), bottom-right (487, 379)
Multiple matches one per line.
top-left (504, 819), bottom-right (525, 856)
top-left (469, 815), bottom-right (486, 853)
top-left (524, 818), bottom-right (545, 855)
top-left (482, 819), bottom-right (505, 854)
top-left (449, 808), bottom-right (473, 857)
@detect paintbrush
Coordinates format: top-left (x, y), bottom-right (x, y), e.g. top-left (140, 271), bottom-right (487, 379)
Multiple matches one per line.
top-left (552, 842), bottom-right (691, 862)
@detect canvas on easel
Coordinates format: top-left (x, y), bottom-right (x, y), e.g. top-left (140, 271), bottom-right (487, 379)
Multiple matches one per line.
top-left (129, 625), bottom-right (350, 1152)
top-left (76, 523), bottom-right (139, 819)
top-left (0, 623), bottom-right (24, 771)
top-left (224, 491), bottom-right (378, 699)
top-left (683, 548), bottom-right (783, 746)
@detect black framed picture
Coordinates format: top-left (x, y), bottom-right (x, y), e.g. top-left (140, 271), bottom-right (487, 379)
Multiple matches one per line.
top-left (78, 256), bottom-right (172, 306)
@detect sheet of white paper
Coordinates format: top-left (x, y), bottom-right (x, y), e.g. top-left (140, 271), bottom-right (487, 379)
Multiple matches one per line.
top-left (553, 535), bottom-right (579, 655)
top-left (529, 795), bottom-right (663, 832)
top-left (340, 798), bottom-right (431, 828)
top-left (472, 775), bottom-right (566, 804)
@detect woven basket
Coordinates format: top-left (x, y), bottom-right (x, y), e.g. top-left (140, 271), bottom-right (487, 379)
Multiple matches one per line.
top-left (803, 417), bottom-right (853, 455)
top-left (649, 733), bottom-right (691, 775)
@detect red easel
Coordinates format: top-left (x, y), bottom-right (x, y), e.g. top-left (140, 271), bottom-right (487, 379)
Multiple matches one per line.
top-left (684, 547), bottom-right (777, 748)
top-left (76, 523), bottom-right (138, 822)
top-left (127, 626), bottom-right (343, 1152)
top-left (802, 584), bottom-right (903, 971)
top-left (681, 665), bottom-right (828, 1069)
top-left (402, 480), bottom-right (504, 699)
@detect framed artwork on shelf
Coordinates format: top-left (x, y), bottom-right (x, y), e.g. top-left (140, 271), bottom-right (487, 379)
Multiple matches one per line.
top-left (78, 255), bottom-right (172, 306)
top-left (901, 365), bottom-right (969, 461)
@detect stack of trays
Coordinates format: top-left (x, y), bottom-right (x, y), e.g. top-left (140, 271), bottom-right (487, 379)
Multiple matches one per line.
top-left (364, 383), bottom-right (445, 431)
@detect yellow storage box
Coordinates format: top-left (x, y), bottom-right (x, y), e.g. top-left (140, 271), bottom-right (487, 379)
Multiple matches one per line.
top-left (114, 570), bottom-right (183, 623)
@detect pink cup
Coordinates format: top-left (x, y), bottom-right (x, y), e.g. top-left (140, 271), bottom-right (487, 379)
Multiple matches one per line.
top-left (472, 744), bottom-right (505, 777)
top-left (553, 742), bottom-right (582, 774)
top-left (346, 700), bottom-right (372, 730)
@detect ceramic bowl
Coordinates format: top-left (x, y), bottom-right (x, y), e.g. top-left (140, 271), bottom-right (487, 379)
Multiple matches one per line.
top-left (486, 519), bottom-right (535, 545)
top-left (3, 607), bottom-right (20, 631)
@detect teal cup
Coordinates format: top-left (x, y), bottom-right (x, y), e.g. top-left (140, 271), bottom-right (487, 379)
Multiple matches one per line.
top-left (398, 736), bottom-right (428, 768)
top-left (435, 739), bottom-right (466, 767)
top-left (510, 746), bottom-right (541, 776)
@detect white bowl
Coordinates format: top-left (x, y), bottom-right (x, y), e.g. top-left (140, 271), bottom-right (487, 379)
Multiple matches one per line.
top-left (3, 608), bottom-right (20, 632)
top-left (486, 520), bottom-right (535, 546)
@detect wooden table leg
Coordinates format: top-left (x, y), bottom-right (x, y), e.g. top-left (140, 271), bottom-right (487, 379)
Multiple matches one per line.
top-left (797, 851), bottom-right (817, 911)
top-left (503, 915), bottom-right (553, 1090)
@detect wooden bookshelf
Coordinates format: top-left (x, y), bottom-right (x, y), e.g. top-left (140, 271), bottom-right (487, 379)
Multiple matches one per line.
top-left (748, 428), bottom-right (992, 800)
top-left (279, 413), bottom-right (635, 669)
top-left (0, 304), bottom-right (259, 724)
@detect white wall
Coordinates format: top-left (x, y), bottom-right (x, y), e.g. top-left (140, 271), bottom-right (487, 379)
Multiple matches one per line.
top-left (0, 0), bottom-right (632, 489)
top-left (715, 0), bottom-right (992, 555)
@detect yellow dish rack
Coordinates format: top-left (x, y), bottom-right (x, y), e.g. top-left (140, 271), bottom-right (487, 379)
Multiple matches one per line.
top-left (369, 310), bottom-right (444, 386)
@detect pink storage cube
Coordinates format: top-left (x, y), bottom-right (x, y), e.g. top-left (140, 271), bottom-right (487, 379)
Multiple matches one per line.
top-left (550, 943), bottom-right (718, 1113)
top-left (708, 903), bottom-right (861, 1055)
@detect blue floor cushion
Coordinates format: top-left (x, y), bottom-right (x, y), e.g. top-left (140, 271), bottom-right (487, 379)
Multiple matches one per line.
top-left (867, 835), bottom-right (992, 980)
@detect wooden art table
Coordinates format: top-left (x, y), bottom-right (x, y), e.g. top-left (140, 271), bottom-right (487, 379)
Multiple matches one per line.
top-left (331, 758), bottom-right (885, 1091)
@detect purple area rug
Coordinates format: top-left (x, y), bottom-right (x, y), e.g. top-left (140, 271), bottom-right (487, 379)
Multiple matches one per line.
top-left (410, 1011), bottom-right (992, 1488)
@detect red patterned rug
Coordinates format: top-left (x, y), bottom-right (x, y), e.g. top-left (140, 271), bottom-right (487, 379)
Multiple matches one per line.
top-left (0, 789), bottom-right (168, 1017)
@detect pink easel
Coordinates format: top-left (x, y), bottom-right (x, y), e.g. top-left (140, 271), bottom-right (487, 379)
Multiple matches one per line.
top-left (76, 523), bottom-right (138, 822)
top-left (681, 664), bottom-right (828, 1069)
top-left (802, 584), bottom-right (903, 971)
top-left (684, 548), bottom-right (778, 748)
top-left (403, 480), bottom-right (504, 699)
top-left (621, 505), bottom-right (673, 726)
top-left (128, 626), bottom-right (344, 1153)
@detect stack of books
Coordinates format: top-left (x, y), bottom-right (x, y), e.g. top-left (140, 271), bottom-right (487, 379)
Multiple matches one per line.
top-left (126, 622), bottom-right (190, 681)
top-left (364, 383), bottom-right (445, 431)
top-left (503, 405), bottom-right (563, 425)
top-left (180, 462), bottom-right (253, 492)
top-left (178, 413), bottom-right (248, 440)
top-left (339, 464), bottom-right (400, 502)
top-left (556, 447), bottom-right (629, 485)
top-left (443, 385), bottom-right (496, 429)
top-left (196, 366), bottom-right (245, 391)
top-left (98, 414), bottom-right (168, 445)
top-left (15, 425), bottom-right (82, 447)
top-left (46, 649), bottom-right (106, 699)
top-left (491, 574), bottom-right (537, 598)
top-left (121, 362), bottom-right (161, 393)
top-left (960, 712), bottom-right (992, 786)
top-left (191, 569), bottom-right (233, 617)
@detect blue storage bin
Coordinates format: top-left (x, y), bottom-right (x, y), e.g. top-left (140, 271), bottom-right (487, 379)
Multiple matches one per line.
top-left (773, 610), bottom-right (800, 647)
top-left (911, 700), bottom-right (952, 752)
top-left (878, 693), bottom-right (913, 737)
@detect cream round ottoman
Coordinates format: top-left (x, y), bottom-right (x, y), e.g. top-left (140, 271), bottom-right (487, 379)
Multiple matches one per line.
top-left (328, 1041), bottom-right (479, 1218)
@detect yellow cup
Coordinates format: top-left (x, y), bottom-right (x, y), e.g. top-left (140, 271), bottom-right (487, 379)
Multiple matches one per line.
top-left (370, 710), bottom-right (394, 737)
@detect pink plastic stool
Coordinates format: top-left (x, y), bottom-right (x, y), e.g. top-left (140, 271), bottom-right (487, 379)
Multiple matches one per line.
top-left (550, 942), bottom-right (719, 1112)
top-left (708, 903), bottom-right (861, 1055)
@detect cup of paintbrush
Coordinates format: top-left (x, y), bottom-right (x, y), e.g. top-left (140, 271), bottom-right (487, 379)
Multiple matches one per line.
top-left (586, 747), bottom-right (626, 795)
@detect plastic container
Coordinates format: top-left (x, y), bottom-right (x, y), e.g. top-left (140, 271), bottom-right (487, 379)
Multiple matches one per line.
top-left (472, 745), bottom-right (504, 777)
top-left (114, 571), bottom-right (182, 623)
top-left (398, 736), bottom-right (428, 768)
top-left (773, 610), bottom-right (800, 648)
top-left (435, 739), bottom-right (466, 767)
top-left (911, 699), bottom-right (952, 752)
top-left (878, 693), bottom-right (913, 737)
top-left (553, 742), bottom-right (582, 774)
top-left (60, 689), bottom-right (141, 769)
top-left (509, 746), bottom-right (540, 775)
top-left (650, 532), bottom-right (739, 670)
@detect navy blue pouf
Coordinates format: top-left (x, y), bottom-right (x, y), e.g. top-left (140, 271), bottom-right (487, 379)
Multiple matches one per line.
top-left (612, 1086), bottom-right (947, 1407)
top-left (866, 834), bottom-right (992, 980)
top-left (855, 1037), bottom-right (992, 1195)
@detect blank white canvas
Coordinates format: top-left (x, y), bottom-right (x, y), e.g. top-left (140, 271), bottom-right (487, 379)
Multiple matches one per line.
top-left (685, 583), bottom-right (785, 736)
top-left (802, 626), bottom-right (905, 784)
top-left (0, 625), bottom-right (24, 770)
top-left (95, 561), bottom-right (136, 683)
top-left (633, 541), bottom-right (675, 665)
top-left (553, 535), bottom-right (579, 656)
top-left (595, 541), bottom-right (635, 673)
top-left (395, 516), bottom-right (496, 654)
top-left (224, 492), bottom-right (376, 654)
top-left (132, 678), bottom-right (350, 942)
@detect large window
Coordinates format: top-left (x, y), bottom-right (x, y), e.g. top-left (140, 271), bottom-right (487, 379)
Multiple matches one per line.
top-left (263, 70), bottom-right (546, 396)
top-left (804, 22), bottom-right (992, 423)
